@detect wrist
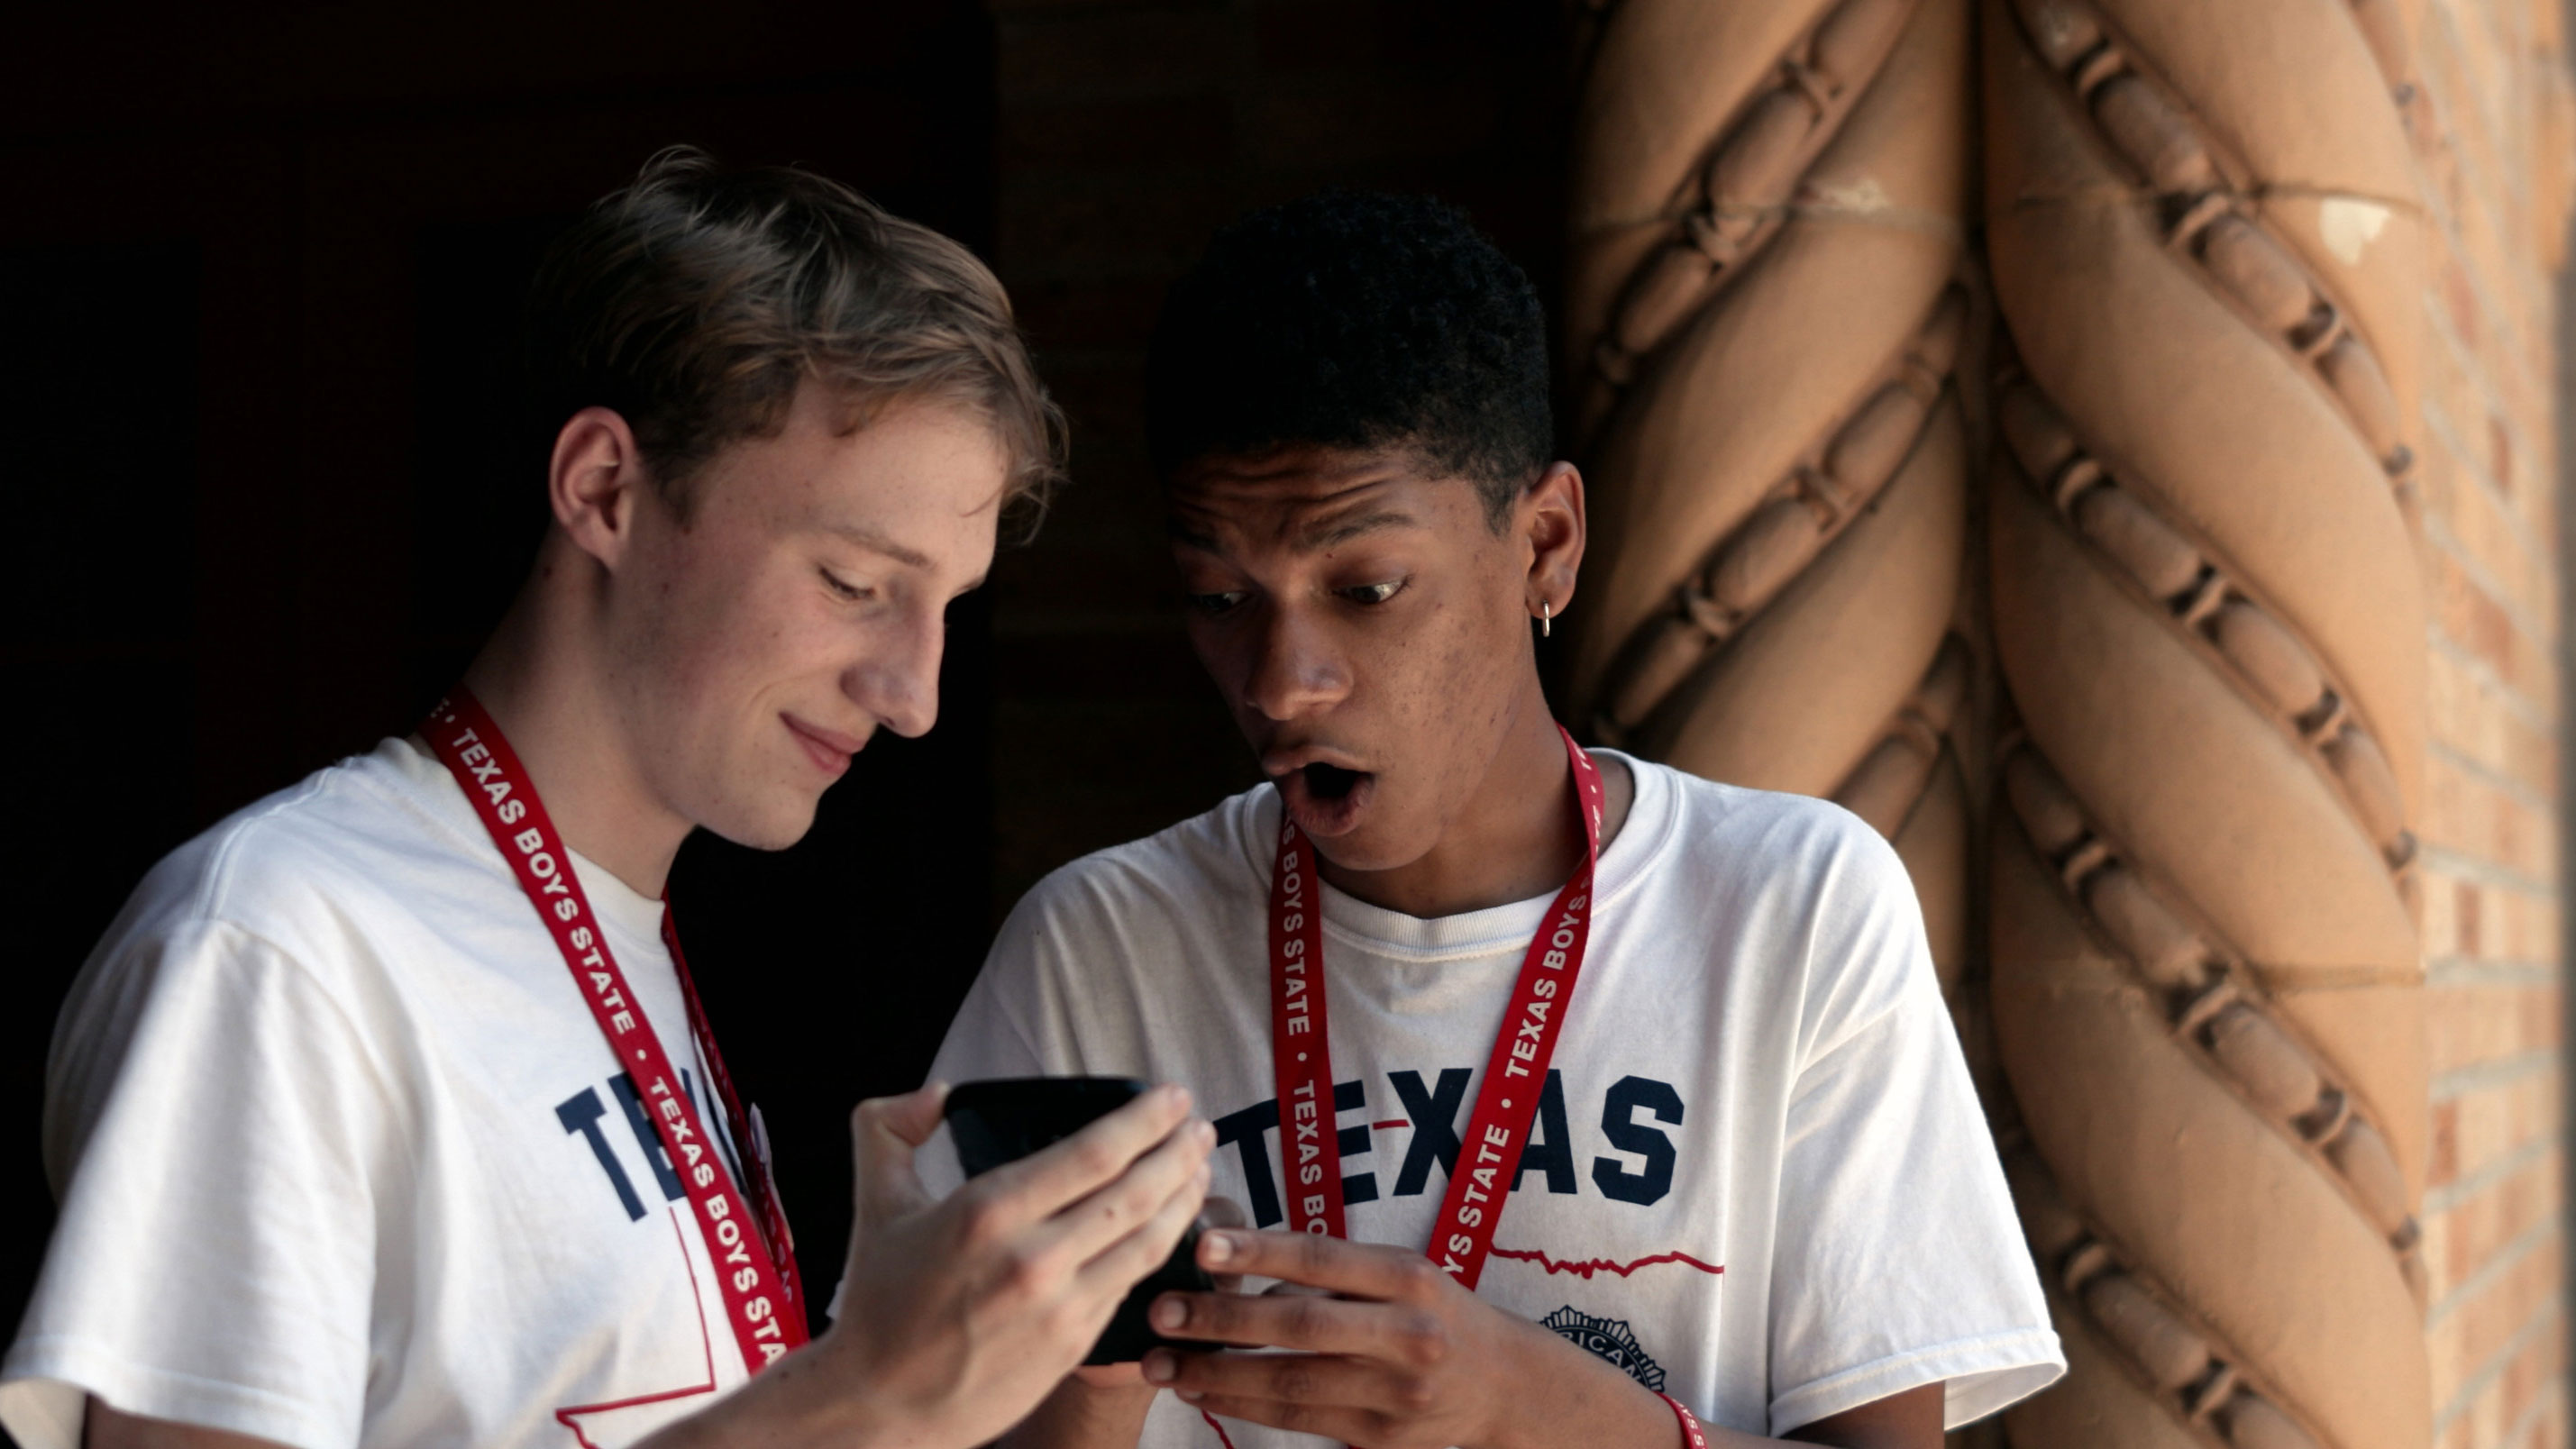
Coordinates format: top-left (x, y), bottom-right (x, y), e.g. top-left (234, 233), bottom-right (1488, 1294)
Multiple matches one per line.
top-left (1658, 1392), bottom-right (1710, 1449)
top-left (681, 1333), bottom-right (897, 1449)
top-left (1483, 1317), bottom-right (1676, 1449)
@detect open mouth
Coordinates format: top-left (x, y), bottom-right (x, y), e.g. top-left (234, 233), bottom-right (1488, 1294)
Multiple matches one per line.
top-left (1278, 759), bottom-right (1375, 837)
top-left (1303, 761), bottom-right (1364, 800)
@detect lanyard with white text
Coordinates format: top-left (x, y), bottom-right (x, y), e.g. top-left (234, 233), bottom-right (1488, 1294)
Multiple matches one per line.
top-left (662, 909), bottom-right (806, 1324)
top-left (425, 688), bottom-right (809, 1376)
top-left (1268, 724), bottom-right (1604, 1290)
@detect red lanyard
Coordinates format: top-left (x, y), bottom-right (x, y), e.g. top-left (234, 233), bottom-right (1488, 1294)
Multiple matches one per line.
top-left (425, 688), bottom-right (809, 1376)
top-left (1269, 724), bottom-right (1604, 1290)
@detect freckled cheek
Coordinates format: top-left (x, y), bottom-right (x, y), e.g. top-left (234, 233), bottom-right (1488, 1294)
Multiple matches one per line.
top-left (667, 579), bottom-right (836, 718)
top-left (1457, 615), bottom-right (1528, 745)
top-left (1384, 616), bottom-right (1485, 780)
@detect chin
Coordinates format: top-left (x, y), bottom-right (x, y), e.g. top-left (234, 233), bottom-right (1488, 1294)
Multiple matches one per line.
top-left (700, 795), bottom-right (823, 853)
top-left (1307, 821), bottom-right (1438, 877)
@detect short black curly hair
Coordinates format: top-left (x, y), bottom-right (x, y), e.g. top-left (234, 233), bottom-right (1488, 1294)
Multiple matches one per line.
top-left (1145, 191), bottom-right (1552, 528)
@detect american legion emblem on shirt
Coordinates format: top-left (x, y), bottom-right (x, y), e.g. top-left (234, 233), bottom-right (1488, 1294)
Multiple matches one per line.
top-left (1540, 1306), bottom-right (1667, 1393)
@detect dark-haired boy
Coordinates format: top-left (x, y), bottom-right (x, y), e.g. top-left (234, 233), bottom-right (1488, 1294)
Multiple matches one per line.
top-left (927, 194), bottom-right (2063, 1449)
top-left (0, 151), bottom-right (1214, 1449)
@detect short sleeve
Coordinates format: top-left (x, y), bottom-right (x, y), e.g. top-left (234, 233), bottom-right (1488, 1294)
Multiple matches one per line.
top-left (1764, 830), bottom-right (2063, 1434)
top-left (911, 897), bottom-right (1070, 1205)
top-left (0, 921), bottom-right (400, 1449)
top-left (927, 904), bottom-right (1063, 1089)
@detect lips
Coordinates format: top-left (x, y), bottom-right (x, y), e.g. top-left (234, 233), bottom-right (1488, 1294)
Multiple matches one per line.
top-left (1274, 758), bottom-right (1376, 838)
top-left (782, 714), bottom-right (864, 779)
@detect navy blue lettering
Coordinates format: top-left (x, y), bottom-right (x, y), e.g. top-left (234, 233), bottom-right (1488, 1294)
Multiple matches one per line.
top-left (1214, 1099), bottom-right (1284, 1228)
top-left (1214, 1079), bottom-right (1376, 1229)
top-left (1335, 1078), bottom-right (1377, 1206)
top-left (610, 1074), bottom-right (686, 1202)
top-left (1512, 1070), bottom-right (1578, 1195)
top-left (1390, 1068), bottom-right (1472, 1197)
top-left (557, 1087), bottom-right (645, 1221)
top-left (1592, 1076), bottom-right (1683, 1207)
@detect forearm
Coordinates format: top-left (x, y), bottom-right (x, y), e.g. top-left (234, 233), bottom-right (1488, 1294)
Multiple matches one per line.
top-left (997, 1378), bottom-right (1156, 1449)
top-left (1482, 1324), bottom-right (1923, 1449)
top-left (1464, 1313), bottom-right (1681, 1449)
top-left (635, 1338), bottom-right (884, 1449)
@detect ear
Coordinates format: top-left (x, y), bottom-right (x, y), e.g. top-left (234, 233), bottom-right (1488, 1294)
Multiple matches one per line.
top-left (1518, 460), bottom-right (1587, 618)
top-left (547, 407), bottom-right (652, 570)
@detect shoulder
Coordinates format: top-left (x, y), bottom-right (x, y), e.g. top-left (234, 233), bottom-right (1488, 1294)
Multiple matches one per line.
top-left (46, 743), bottom-right (459, 1178)
top-left (1626, 756), bottom-right (1910, 906)
top-left (61, 740), bottom-right (482, 1060)
top-left (961, 787), bottom-right (1270, 1065)
top-left (1617, 757), bottom-right (1929, 1040)
top-left (123, 739), bottom-right (477, 954)
top-left (1000, 784), bottom-right (1272, 944)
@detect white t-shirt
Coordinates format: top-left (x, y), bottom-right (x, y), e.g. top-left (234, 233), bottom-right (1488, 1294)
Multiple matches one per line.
top-left (1, 738), bottom-right (765, 1449)
top-left (927, 752), bottom-right (2061, 1447)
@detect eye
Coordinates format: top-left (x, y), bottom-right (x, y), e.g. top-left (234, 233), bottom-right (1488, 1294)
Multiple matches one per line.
top-left (1338, 579), bottom-right (1405, 606)
top-left (1186, 590), bottom-right (1249, 616)
top-left (820, 567), bottom-right (875, 603)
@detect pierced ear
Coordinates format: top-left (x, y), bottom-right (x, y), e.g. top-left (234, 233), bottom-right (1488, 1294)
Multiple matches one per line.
top-left (548, 407), bottom-right (648, 569)
top-left (1522, 460), bottom-right (1588, 610)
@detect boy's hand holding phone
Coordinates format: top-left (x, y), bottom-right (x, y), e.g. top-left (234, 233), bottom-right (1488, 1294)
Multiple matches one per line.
top-left (732, 1080), bottom-right (1212, 1449)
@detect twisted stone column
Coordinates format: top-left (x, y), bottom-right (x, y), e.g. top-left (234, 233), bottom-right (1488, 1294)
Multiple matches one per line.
top-left (1982, 2), bottom-right (2432, 1447)
top-left (1562, 0), bottom-right (1978, 980)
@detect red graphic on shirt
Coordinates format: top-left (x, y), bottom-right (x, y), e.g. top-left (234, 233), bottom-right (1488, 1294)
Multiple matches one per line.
top-left (1201, 1408), bottom-right (1241, 1447)
top-left (555, 1210), bottom-right (720, 1447)
top-left (1485, 1244), bottom-right (1725, 1280)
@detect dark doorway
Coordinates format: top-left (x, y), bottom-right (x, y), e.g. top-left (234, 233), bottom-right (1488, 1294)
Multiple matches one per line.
top-left (0, 0), bottom-right (1000, 1375)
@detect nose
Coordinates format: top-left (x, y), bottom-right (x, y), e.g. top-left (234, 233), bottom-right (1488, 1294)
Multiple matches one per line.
top-left (1241, 601), bottom-right (1350, 723)
top-left (848, 600), bottom-right (944, 739)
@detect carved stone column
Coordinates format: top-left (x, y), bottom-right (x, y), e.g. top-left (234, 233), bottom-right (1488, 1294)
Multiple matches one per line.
top-left (1981, 2), bottom-right (2433, 1447)
top-left (1562, 0), bottom-right (1978, 986)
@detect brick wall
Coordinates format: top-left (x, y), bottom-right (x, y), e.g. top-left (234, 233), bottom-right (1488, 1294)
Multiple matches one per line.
top-left (982, 3), bottom-right (2576, 1444)
top-left (2407, 0), bottom-right (2576, 1443)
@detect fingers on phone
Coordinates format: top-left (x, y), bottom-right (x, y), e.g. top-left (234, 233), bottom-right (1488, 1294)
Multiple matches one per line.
top-left (1043, 1116), bottom-right (1210, 1260)
top-left (1148, 1346), bottom-right (1398, 1420)
top-left (1075, 1157), bottom-right (1210, 1297)
top-left (945, 1092), bottom-right (1208, 1259)
top-left (983, 1084), bottom-right (1196, 1216)
top-left (1147, 1284), bottom-right (1393, 1355)
top-left (1197, 1229), bottom-right (1438, 1301)
top-left (848, 1089), bottom-right (945, 1223)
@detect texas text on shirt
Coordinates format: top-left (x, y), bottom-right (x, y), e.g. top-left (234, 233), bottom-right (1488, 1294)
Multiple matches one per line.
top-left (926, 752), bottom-right (2065, 1449)
top-left (0, 738), bottom-right (763, 1449)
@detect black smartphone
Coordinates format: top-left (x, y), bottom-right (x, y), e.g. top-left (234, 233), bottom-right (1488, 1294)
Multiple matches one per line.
top-left (943, 1076), bottom-right (1219, 1364)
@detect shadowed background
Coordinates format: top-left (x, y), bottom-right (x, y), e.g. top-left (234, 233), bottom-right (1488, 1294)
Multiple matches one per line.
top-left (7, 4), bottom-right (2574, 1448)
top-left (0, 0), bottom-right (1567, 1390)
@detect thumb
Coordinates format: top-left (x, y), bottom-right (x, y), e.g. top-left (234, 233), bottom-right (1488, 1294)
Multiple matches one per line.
top-left (849, 1083), bottom-right (950, 1231)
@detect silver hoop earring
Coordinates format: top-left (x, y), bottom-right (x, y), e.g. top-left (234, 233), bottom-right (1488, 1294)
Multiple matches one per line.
top-left (1539, 601), bottom-right (1552, 638)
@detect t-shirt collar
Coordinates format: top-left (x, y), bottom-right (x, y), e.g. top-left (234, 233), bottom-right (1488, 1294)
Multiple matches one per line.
top-left (1243, 746), bottom-right (1676, 963)
top-left (384, 734), bottom-right (669, 944)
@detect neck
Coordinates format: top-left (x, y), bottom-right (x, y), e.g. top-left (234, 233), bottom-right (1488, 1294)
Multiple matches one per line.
top-left (1316, 682), bottom-right (1633, 919)
top-left (451, 536), bottom-right (694, 898)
